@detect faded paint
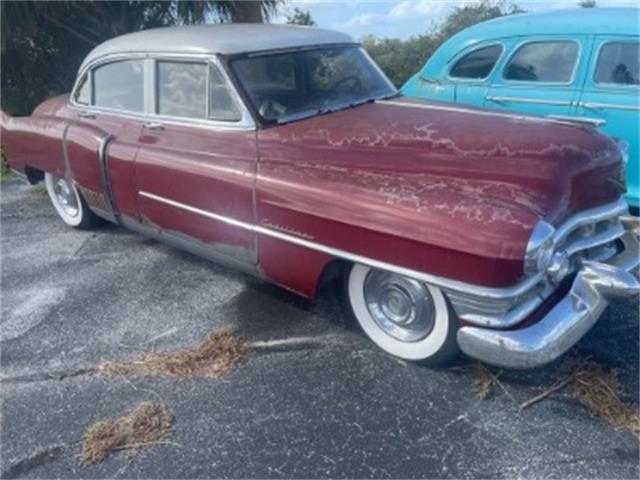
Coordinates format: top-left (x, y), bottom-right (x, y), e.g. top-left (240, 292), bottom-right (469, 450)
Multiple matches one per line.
top-left (0, 93), bottom-right (625, 296)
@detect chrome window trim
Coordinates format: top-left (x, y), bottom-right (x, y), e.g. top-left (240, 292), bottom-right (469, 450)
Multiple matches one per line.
top-left (138, 190), bottom-right (629, 303)
top-left (68, 52), bottom-right (256, 131)
top-left (578, 101), bottom-right (640, 112)
top-left (446, 42), bottom-right (505, 83)
top-left (501, 39), bottom-right (582, 86)
top-left (592, 39), bottom-right (640, 89)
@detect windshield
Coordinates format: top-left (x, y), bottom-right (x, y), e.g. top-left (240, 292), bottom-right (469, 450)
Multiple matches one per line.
top-left (230, 46), bottom-right (397, 124)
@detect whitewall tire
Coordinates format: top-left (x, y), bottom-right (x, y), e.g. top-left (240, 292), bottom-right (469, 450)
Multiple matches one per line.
top-left (347, 264), bottom-right (459, 364)
top-left (45, 173), bottom-right (99, 229)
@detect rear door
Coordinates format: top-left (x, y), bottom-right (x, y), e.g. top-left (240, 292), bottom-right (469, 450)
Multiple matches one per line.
top-left (69, 58), bottom-right (147, 220)
top-left (134, 57), bottom-right (259, 266)
top-left (484, 36), bottom-right (588, 117)
top-left (575, 37), bottom-right (640, 209)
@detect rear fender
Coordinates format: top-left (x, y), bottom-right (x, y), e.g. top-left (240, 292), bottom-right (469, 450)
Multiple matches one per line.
top-left (0, 113), bottom-right (68, 178)
top-left (1, 112), bottom-right (115, 218)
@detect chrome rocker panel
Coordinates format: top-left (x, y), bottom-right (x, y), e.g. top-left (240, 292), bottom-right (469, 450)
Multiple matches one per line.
top-left (457, 231), bottom-right (639, 369)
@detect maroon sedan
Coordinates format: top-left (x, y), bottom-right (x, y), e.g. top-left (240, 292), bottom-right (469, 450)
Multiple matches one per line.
top-left (2, 24), bottom-right (638, 368)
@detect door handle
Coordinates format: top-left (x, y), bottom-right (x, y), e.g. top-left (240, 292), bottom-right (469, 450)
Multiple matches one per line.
top-left (143, 122), bottom-right (164, 131)
top-left (78, 110), bottom-right (96, 119)
top-left (486, 95), bottom-right (574, 107)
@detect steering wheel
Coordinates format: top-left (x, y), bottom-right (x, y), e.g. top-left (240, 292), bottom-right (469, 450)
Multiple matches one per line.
top-left (331, 75), bottom-right (364, 93)
top-left (259, 100), bottom-right (287, 120)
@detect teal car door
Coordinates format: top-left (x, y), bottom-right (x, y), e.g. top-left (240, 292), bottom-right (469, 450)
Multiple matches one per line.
top-left (484, 36), bottom-right (589, 117)
top-left (448, 43), bottom-right (505, 105)
top-left (576, 37), bottom-right (640, 210)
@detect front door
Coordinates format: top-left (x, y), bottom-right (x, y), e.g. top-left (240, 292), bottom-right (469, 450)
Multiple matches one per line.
top-left (575, 36), bottom-right (640, 210)
top-left (134, 58), bottom-right (259, 266)
top-left (484, 36), bottom-right (589, 117)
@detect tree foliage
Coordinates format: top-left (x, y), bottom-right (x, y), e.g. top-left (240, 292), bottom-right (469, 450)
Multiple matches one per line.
top-left (1, 1), bottom-right (281, 115)
top-left (286, 8), bottom-right (316, 26)
top-left (363, 0), bottom-right (525, 87)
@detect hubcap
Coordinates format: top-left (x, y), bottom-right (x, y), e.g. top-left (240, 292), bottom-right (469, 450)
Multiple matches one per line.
top-left (53, 177), bottom-right (79, 217)
top-left (363, 270), bottom-right (436, 342)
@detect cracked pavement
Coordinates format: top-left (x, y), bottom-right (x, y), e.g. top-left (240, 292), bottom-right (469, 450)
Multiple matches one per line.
top-left (1, 178), bottom-right (639, 479)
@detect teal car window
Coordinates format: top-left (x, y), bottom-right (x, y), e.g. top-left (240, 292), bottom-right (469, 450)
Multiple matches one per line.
top-left (505, 41), bottom-right (578, 83)
top-left (94, 60), bottom-right (144, 112)
top-left (450, 45), bottom-right (503, 79)
top-left (595, 42), bottom-right (639, 85)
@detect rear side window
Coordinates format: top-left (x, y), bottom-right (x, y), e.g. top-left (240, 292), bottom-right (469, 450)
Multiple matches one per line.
top-left (94, 60), bottom-right (144, 112)
top-left (157, 61), bottom-right (207, 118)
top-left (595, 42), bottom-right (639, 86)
top-left (504, 41), bottom-right (579, 83)
top-left (450, 45), bottom-right (503, 79)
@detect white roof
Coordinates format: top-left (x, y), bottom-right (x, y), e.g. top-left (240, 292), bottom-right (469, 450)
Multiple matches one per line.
top-left (80, 23), bottom-right (355, 70)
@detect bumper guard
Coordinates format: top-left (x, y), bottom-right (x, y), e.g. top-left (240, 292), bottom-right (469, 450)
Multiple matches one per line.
top-left (457, 225), bottom-right (639, 369)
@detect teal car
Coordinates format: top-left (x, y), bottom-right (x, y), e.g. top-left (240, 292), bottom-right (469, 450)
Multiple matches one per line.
top-left (402, 8), bottom-right (639, 212)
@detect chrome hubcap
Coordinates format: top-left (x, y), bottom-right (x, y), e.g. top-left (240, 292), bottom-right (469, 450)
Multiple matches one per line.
top-left (53, 177), bottom-right (79, 217)
top-left (363, 270), bottom-right (435, 342)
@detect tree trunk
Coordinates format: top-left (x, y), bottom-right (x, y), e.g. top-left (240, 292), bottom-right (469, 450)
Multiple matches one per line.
top-left (231, 1), bottom-right (263, 23)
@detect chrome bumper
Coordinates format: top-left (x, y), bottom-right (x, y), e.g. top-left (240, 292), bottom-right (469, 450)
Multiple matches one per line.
top-left (457, 230), bottom-right (639, 369)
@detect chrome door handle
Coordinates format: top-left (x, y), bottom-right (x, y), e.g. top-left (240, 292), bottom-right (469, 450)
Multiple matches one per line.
top-left (78, 110), bottom-right (96, 119)
top-left (143, 122), bottom-right (164, 131)
top-left (486, 95), bottom-right (508, 104)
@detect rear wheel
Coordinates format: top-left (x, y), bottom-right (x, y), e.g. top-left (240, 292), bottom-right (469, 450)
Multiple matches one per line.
top-left (347, 264), bottom-right (459, 365)
top-left (45, 173), bottom-right (100, 229)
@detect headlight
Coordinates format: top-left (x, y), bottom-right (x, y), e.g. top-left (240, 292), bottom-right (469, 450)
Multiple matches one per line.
top-left (524, 221), bottom-right (556, 275)
top-left (615, 138), bottom-right (630, 167)
top-left (614, 137), bottom-right (629, 188)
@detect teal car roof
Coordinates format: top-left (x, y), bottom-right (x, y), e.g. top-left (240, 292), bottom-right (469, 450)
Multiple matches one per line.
top-left (454, 8), bottom-right (638, 40)
top-left (423, 8), bottom-right (639, 74)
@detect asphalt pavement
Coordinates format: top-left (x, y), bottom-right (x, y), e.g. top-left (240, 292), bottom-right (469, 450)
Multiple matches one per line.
top-left (1, 177), bottom-right (639, 479)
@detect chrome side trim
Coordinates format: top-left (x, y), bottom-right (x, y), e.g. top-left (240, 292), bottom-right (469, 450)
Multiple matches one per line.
top-left (138, 190), bottom-right (543, 300)
top-left (138, 190), bottom-right (630, 304)
top-left (579, 101), bottom-right (640, 112)
top-left (486, 95), bottom-right (572, 107)
top-left (547, 115), bottom-right (606, 127)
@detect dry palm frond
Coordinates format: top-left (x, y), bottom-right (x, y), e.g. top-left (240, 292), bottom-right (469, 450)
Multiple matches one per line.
top-left (457, 362), bottom-right (509, 400)
top-left (520, 353), bottom-right (639, 435)
top-left (79, 402), bottom-right (174, 465)
top-left (570, 357), bottom-right (639, 434)
top-left (98, 330), bottom-right (252, 380)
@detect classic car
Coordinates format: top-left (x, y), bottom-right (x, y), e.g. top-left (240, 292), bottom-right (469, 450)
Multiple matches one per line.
top-left (402, 8), bottom-right (640, 213)
top-left (2, 24), bottom-right (639, 368)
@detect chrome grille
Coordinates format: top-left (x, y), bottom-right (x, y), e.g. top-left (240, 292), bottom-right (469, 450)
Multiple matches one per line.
top-left (446, 197), bottom-right (630, 328)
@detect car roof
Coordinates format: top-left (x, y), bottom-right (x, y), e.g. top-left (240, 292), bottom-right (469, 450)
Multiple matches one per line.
top-left (80, 23), bottom-right (355, 71)
top-left (451, 8), bottom-right (638, 43)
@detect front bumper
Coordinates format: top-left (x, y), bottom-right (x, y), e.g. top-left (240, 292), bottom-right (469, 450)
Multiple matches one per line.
top-left (457, 228), bottom-right (639, 369)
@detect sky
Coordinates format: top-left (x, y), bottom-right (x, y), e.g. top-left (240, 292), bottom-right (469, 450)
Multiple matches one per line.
top-left (272, 0), bottom-right (638, 40)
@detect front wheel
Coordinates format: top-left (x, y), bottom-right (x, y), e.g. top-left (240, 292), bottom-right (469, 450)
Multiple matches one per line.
top-left (347, 264), bottom-right (460, 365)
top-left (45, 173), bottom-right (101, 229)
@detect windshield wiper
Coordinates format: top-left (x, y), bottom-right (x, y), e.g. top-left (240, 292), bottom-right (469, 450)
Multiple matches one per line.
top-left (275, 93), bottom-right (393, 125)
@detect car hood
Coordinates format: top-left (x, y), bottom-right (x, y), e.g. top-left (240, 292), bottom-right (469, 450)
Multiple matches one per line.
top-left (257, 97), bottom-right (625, 285)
